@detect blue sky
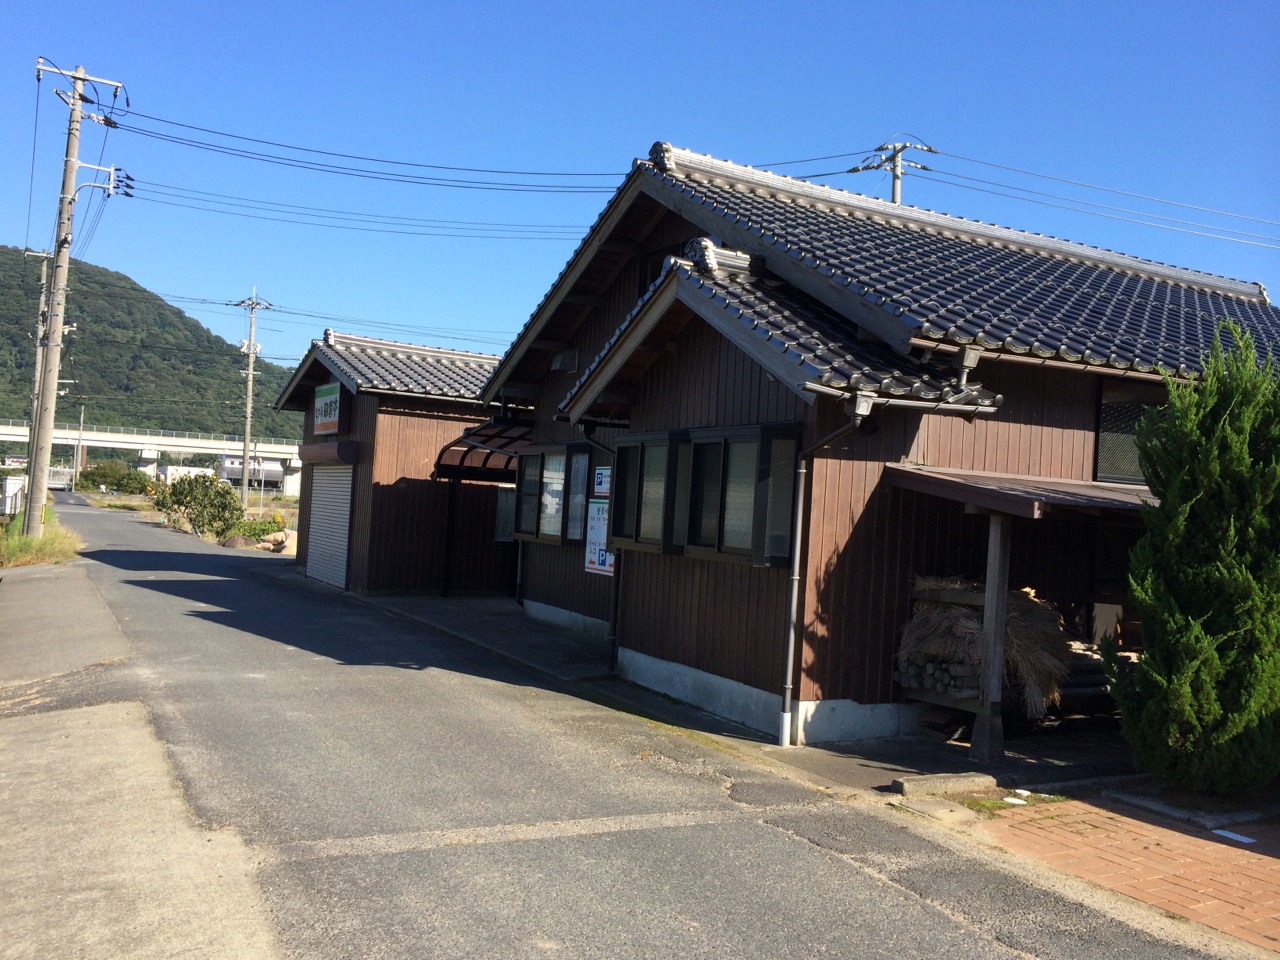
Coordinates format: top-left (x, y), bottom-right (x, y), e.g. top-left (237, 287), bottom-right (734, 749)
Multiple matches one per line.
top-left (3, 0), bottom-right (1278, 371)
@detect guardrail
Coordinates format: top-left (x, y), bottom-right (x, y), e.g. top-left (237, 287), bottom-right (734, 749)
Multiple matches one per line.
top-left (0, 419), bottom-right (297, 447)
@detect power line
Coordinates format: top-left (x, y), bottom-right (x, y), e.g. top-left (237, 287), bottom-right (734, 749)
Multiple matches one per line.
top-left (920, 165), bottom-right (1280, 245)
top-left (936, 150), bottom-right (1280, 228)
top-left (25, 68), bottom-right (43, 251)
top-left (114, 122), bottom-right (617, 193)
top-left (908, 171), bottom-right (1280, 252)
top-left (115, 108), bottom-right (623, 177)
top-left (129, 193), bottom-right (586, 240)
top-left (135, 179), bottom-right (588, 230)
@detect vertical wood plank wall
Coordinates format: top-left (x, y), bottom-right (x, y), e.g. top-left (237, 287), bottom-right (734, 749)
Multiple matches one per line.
top-left (517, 211), bottom-right (700, 621)
top-left (800, 363), bottom-right (1100, 704)
top-left (364, 402), bottom-right (509, 594)
top-left (617, 322), bottom-right (809, 691)
top-left (345, 393), bottom-right (381, 591)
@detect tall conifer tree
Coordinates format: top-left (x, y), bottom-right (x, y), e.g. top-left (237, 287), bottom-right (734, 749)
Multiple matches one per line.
top-left (1106, 323), bottom-right (1280, 794)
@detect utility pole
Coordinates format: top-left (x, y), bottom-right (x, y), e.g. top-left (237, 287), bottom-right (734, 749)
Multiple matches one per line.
top-left (25, 61), bottom-right (126, 537)
top-left (237, 289), bottom-right (269, 510)
top-left (23, 250), bottom-right (50, 498)
top-left (73, 403), bottom-right (85, 492)
top-left (847, 139), bottom-right (936, 205)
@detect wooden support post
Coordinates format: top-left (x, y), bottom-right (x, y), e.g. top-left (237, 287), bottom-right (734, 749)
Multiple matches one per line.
top-left (971, 512), bottom-right (1011, 763)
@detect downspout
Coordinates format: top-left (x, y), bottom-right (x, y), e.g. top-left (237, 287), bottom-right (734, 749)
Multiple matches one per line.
top-left (779, 390), bottom-right (874, 746)
top-left (778, 380), bottom-right (999, 747)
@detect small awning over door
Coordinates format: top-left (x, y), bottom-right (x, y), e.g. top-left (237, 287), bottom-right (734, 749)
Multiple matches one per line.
top-left (434, 418), bottom-right (532, 483)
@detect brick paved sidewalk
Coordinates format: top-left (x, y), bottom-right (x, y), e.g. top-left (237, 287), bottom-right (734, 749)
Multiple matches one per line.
top-left (981, 797), bottom-right (1280, 953)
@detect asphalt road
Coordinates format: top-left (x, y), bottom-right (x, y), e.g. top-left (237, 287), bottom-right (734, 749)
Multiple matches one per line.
top-left (3, 494), bottom-right (1253, 959)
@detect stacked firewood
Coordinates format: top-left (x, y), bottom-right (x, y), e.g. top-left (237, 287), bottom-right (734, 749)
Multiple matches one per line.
top-left (894, 660), bottom-right (980, 701)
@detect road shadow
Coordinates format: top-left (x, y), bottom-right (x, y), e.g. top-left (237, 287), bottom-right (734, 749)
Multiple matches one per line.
top-left (80, 546), bottom-right (567, 693)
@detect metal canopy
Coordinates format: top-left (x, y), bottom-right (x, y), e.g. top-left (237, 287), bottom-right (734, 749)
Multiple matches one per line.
top-left (434, 418), bottom-right (532, 482)
top-left (883, 463), bottom-right (1153, 519)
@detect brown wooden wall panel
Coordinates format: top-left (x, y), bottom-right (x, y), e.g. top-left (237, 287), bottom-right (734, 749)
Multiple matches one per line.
top-left (800, 365), bottom-right (1102, 705)
top-left (362, 403), bottom-right (501, 594)
top-left (910, 364), bottom-right (1098, 480)
top-left (518, 212), bottom-right (700, 613)
top-left (618, 552), bottom-right (791, 692)
top-left (522, 540), bottom-right (614, 622)
top-left (628, 321), bottom-right (809, 431)
top-left (345, 393), bottom-right (380, 591)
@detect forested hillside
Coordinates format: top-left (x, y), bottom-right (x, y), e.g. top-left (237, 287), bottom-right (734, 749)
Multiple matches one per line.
top-left (0, 245), bottom-right (302, 440)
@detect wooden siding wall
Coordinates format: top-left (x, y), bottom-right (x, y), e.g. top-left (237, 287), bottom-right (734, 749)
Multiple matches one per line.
top-left (800, 363), bottom-right (1101, 704)
top-left (518, 214), bottom-right (701, 620)
top-left (295, 401), bottom-right (316, 569)
top-left (617, 321), bottom-right (811, 692)
top-left (363, 403), bottom-right (511, 594)
top-left (626, 322), bottom-right (811, 431)
top-left (523, 540), bottom-right (613, 622)
top-left (619, 554), bottom-right (791, 691)
top-left (344, 393), bottom-right (381, 592)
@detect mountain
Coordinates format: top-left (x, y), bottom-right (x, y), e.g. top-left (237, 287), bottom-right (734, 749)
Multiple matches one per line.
top-left (0, 245), bottom-right (302, 442)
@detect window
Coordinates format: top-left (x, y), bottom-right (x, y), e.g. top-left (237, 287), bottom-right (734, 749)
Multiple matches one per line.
top-left (611, 424), bottom-right (798, 566)
top-left (1097, 381), bottom-right (1165, 483)
top-left (515, 446), bottom-right (591, 542)
top-left (611, 435), bottom-right (674, 548)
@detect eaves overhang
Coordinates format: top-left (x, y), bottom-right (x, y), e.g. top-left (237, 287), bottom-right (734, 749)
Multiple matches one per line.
top-left (479, 169), bottom-right (648, 405)
top-left (275, 346), bottom-right (361, 411)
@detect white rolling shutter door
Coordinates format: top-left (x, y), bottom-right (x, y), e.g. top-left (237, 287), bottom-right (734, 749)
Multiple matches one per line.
top-left (306, 465), bottom-right (353, 589)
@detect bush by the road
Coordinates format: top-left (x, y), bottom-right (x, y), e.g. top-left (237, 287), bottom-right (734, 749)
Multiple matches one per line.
top-left (78, 461), bottom-right (152, 495)
top-left (151, 474), bottom-right (243, 539)
top-left (229, 517), bottom-right (285, 541)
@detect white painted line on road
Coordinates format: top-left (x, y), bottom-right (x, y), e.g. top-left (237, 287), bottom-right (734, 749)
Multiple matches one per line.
top-left (265, 808), bottom-right (755, 862)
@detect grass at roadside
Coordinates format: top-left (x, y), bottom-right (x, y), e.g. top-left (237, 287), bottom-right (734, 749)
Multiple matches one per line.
top-left (1, 507), bottom-right (83, 567)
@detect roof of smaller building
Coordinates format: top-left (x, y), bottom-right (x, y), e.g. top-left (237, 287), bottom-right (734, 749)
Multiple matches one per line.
top-left (277, 330), bottom-right (501, 410)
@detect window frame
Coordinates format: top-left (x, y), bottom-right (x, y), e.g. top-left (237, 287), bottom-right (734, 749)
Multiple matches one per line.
top-left (609, 432), bottom-right (683, 554)
top-left (513, 443), bottom-right (593, 544)
top-left (609, 423), bottom-right (799, 567)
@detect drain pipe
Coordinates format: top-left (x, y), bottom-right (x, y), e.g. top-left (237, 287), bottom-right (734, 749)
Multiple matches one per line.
top-left (778, 378), bottom-right (1001, 746)
top-left (778, 391), bottom-right (875, 746)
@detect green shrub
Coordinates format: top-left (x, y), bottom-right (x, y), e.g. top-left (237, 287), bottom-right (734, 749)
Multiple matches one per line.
top-left (229, 518), bottom-right (285, 540)
top-left (78, 460), bottom-right (151, 494)
top-left (150, 474), bottom-right (243, 539)
top-left (1105, 323), bottom-right (1280, 794)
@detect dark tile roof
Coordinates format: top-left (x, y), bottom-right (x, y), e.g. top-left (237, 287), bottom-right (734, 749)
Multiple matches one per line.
top-left (562, 244), bottom-right (1000, 415)
top-left (639, 145), bottom-right (1280, 377)
top-left (312, 331), bottom-right (498, 400)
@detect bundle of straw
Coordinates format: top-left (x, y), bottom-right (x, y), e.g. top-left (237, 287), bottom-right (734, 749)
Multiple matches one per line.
top-left (898, 575), bottom-right (1071, 718)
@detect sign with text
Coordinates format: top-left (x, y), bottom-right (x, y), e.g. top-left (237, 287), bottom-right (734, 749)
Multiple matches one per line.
top-left (584, 498), bottom-right (614, 576)
top-left (593, 465), bottom-right (611, 497)
top-left (314, 382), bottom-right (341, 435)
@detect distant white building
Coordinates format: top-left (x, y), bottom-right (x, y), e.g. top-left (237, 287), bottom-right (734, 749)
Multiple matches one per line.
top-left (156, 464), bottom-right (216, 484)
top-left (219, 455), bottom-right (302, 497)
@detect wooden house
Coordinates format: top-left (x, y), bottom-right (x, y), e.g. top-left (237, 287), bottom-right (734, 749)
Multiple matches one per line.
top-left (482, 144), bottom-right (1280, 752)
top-left (277, 330), bottom-right (521, 595)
